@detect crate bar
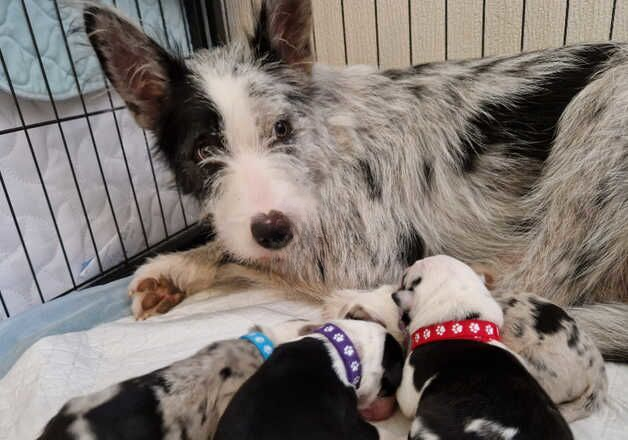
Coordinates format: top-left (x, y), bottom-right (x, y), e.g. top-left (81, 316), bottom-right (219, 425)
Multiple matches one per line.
top-left (445, 0), bottom-right (449, 60)
top-left (610, 0), bottom-right (617, 39)
top-left (340, 0), bottom-right (349, 65)
top-left (481, 0), bottom-right (486, 57)
top-left (0, 288), bottom-right (8, 318)
top-left (178, 0), bottom-right (194, 51)
top-left (53, 222), bottom-right (200, 300)
top-left (374, 0), bottom-right (380, 67)
top-left (521, 0), bottom-right (527, 51)
top-left (17, 0), bottom-right (104, 273)
top-left (157, 0), bottom-right (189, 227)
top-left (563, 0), bottom-right (570, 45)
top-left (130, 0), bottom-right (171, 238)
top-left (0, 167), bottom-right (44, 304)
top-left (0, 107), bottom-right (127, 136)
top-left (54, 2), bottom-right (149, 250)
top-left (408, 0), bottom-right (413, 65)
top-left (1, 51), bottom-right (79, 295)
top-left (52, 0), bottom-right (134, 262)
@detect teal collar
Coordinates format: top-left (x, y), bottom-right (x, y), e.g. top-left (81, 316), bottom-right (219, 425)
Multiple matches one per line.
top-left (240, 332), bottom-right (275, 360)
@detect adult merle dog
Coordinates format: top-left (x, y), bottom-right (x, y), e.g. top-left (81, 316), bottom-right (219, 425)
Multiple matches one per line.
top-left (84, 0), bottom-right (628, 360)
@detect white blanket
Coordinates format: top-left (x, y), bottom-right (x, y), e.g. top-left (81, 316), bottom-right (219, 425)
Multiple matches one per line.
top-left (0, 290), bottom-right (626, 439)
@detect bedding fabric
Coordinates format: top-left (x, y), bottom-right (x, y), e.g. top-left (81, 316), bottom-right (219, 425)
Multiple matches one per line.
top-left (0, 285), bottom-right (626, 439)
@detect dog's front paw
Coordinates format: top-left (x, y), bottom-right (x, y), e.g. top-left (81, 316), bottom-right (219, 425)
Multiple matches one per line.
top-left (129, 276), bottom-right (185, 320)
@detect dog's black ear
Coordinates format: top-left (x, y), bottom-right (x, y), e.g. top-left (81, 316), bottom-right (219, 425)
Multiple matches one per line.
top-left (84, 5), bottom-right (187, 130)
top-left (250, 0), bottom-right (313, 72)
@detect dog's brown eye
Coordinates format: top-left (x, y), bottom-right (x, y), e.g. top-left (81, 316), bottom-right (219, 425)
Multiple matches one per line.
top-left (273, 119), bottom-right (292, 140)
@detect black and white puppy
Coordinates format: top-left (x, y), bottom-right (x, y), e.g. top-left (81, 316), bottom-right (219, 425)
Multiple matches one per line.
top-left (37, 320), bottom-right (315, 440)
top-left (393, 255), bottom-right (572, 440)
top-left (214, 319), bottom-right (404, 440)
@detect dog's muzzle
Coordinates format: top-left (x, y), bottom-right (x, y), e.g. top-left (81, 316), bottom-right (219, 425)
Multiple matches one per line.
top-left (250, 210), bottom-right (294, 250)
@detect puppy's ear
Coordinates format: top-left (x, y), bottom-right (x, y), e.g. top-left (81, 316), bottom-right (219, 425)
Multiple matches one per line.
top-left (343, 304), bottom-right (386, 328)
top-left (251, 0), bottom-right (313, 72)
top-left (84, 5), bottom-right (186, 129)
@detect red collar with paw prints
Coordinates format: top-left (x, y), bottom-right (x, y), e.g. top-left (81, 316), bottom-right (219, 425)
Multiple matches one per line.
top-left (410, 319), bottom-right (501, 350)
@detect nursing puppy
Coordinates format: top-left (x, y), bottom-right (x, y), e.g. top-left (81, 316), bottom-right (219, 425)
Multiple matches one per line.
top-left (83, 1), bottom-right (628, 363)
top-left (323, 284), bottom-right (607, 422)
top-left (37, 320), bottom-right (314, 440)
top-left (214, 319), bottom-right (404, 440)
top-left (393, 256), bottom-right (572, 440)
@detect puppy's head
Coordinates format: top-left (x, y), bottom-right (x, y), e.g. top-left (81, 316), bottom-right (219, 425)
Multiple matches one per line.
top-left (391, 255), bottom-right (503, 332)
top-left (324, 319), bottom-right (404, 422)
top-left (84, 1), bottom-right (325, 264)
top-left (322, 285), bottom-right (404, 344)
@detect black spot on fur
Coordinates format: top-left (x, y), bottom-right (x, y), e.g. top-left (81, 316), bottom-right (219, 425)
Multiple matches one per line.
top-left (358, 159), bottom-right (382, 200)
top-left (422, 161), bottom-right (434, 190)
top-left (179, 423), bottom-right (190, 440)
top-left (220, 367), bottom-right (232, 379)
top-left (459, 44), bottom-right (617, 173)
top-left (411, 276), bottom-right (422, 289)
top-left (199, 398), bottom-right (208, 425)
top-left (37, 408), bottom-right (76, 440)
top-left (465, 312), bottom-right (480, 320)
top-left (530, 298), bottom-right (573, 335)
top-left (572, 250), bottom-right (598, 281)
top-left (507, 298), bottom-right (519, 307)
top-left (316, 257), bottom-right (326, 283)
top-left (398, 228), bottom-right (425, 267)
top-left (512, 320), bottom-right (525, 338)
top-left (379, 334), bottom-right (404, 397)
top-left (584, 393), bottom-right (597, 411)
top-left (567, 325), bottom-right (580, 349)
top-left (84, 375), bottom-right (167, 439)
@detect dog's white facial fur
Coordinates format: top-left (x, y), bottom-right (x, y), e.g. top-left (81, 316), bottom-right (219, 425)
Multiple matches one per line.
top-left (395, 255), bottom-right (504, 334)
top-left (187, 53), bottom-right (317, 262)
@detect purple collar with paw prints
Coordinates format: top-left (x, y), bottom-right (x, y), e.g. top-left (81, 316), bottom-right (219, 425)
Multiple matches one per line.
top-left (314, 323), bottom-right (362, 388)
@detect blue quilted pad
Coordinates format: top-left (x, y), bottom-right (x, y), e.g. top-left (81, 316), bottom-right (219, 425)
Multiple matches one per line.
top-left (0, 0), bottom-right (191, 101)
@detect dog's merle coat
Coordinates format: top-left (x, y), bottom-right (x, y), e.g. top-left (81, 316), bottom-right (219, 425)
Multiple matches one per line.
top-left (84, 1), bottom-right (628, 360)
top-left (393, 256), bottom-right (573, 440)
top-left (214, 320), bottom-right (404, 440)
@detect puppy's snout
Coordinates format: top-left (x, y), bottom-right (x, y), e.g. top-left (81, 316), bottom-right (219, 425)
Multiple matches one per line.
top-left (250, 210), bottom-right (294, 250)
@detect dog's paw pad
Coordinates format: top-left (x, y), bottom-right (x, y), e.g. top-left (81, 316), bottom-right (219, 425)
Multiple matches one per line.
top-left (130, 277), bottom-right (185, 320)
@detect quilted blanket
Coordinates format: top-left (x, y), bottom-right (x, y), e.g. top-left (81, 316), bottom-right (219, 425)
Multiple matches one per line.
top-left (0, 0), bottom-right (190, 101)
top-left (0, 285), bottom-right (626, 439)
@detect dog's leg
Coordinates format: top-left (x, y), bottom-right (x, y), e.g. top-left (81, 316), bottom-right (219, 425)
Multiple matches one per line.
top-left (498, 57), bottom-right (628, 360)
top-left (129, 242), bottom-right (224, 319)
top-left (129, 242), bottom-right (327, 319)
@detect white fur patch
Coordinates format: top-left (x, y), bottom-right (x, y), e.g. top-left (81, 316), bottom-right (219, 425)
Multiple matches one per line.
top-left (410, 417), bottom-right (440, 440)
top-left (464, 418), bottom-right (519, 439)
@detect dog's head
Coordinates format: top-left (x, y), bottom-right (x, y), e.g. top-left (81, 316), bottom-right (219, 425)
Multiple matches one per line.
top-left (323, 319), bottom-right (404, 421)
top-left (84, 1), bottom-right (330, 263)
top-left (391, 255), bottom-right (504, 332)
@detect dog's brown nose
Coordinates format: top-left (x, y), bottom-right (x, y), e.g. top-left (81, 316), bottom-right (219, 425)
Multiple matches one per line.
top-left (251, 210), bottom-right (293, 250)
